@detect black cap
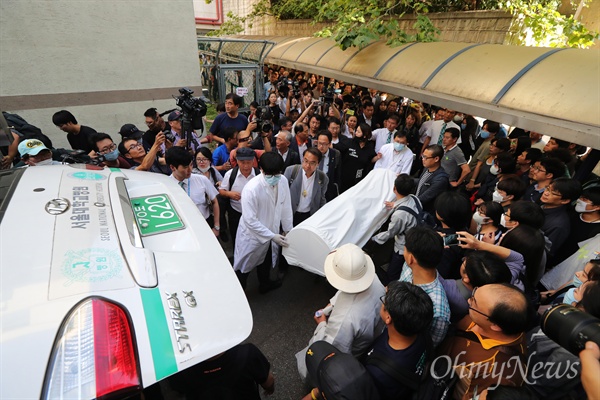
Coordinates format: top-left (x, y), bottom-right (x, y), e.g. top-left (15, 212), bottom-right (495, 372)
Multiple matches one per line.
top-left (236, 147), bottom-right (255, 161)
top-left (305, 341), bottom-right (380, 400)
top-left (168, 110), bottom-right (182, 121)
top-left (118, 124), bottom-right (143, 140)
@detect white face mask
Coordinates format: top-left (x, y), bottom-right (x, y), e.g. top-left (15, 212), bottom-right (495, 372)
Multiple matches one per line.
top-left (198, 165), bottom-right (210, 173)
top-left (472, 211), bottom-right (489, 226)
top-left (500, 213), bottom-right (508, 228)
top-left (492, 190), bottom-right (505, 203)
top-left (575, 199), bottom-right (595, 213)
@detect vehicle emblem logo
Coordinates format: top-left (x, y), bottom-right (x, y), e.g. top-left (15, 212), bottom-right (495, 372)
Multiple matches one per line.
top-left (183, 291), bottom-right (197, 307)
top-left (45, 198), bottom-right (70, 215)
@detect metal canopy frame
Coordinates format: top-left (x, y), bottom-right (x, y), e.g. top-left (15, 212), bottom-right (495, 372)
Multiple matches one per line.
top-left (232, 35), bottom-right (599, 149)
top-left (198, 37), bottom-right (275, 105)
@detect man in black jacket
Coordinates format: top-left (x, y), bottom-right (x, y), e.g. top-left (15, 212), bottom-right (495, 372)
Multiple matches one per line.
top-left (415, 144), bottom-right (449, 212)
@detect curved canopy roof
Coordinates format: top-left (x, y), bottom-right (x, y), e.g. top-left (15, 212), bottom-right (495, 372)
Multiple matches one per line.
top-left (233, 35), bottom-right (599, 148)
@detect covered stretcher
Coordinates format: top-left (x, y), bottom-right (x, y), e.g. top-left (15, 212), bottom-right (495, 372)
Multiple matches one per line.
top-left (283, 168), bottom-right (397, 276)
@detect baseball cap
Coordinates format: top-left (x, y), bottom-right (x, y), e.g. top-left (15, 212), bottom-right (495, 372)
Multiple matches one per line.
top-left (305, 341), bottom-right (380, 400)
top-left (18, 139), bottom-right (49, 157)
top-left (168, 110), bottom-right (182, 122)
top-left (118, 124), bottom-right (144, 140)
top-left (323, 243), bottom-right (375, 294)
top-left (236, 147), bottom-right (255, 161)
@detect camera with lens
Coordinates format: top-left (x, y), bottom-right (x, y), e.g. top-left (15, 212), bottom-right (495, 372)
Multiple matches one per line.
top-left (163, 128), bottom-right (176, 143)
top-left (322, 82), bottom-right (337, 105)
top-left (174, 87), bottom-right (208, 131)
top-left (542, 304), bottom-right (600, 356)
top-left (254, 106), bottom-right (273, 133)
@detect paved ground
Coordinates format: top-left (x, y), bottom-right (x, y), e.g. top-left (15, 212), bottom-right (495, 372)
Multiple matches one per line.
top-left (220, 236), bottom-right (337, 399)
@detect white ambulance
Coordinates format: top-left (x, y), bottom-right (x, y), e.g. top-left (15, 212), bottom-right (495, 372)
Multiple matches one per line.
top-left (0, 164), bottom-right (252, 399)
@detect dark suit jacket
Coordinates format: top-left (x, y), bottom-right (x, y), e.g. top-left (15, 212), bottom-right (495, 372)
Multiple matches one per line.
top-left (319, 147), bottom-right (342, 202)
top-left (416, 166), bottom-right (449, 212)
top-left (284, 165), bottom-right (328, 215)
top-left (274, 149), bottom-right (301, 170)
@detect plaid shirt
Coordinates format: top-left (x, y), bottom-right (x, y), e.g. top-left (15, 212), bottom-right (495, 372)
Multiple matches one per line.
top-left (399, 263), bottom-right (451, 347)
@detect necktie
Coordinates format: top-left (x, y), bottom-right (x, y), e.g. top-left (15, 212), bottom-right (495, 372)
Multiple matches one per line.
top-left (387, 131), bottom-right (393, 144)
top-left (319, 158), bottom-right (324, 171)
top-left (179, 181), bottom-right (186, 191)
top-left (437, 123), bottom-right (446, 145)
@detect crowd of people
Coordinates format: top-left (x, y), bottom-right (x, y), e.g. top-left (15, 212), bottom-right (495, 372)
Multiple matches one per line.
top-left (1, 64), bottom-right (599, 400)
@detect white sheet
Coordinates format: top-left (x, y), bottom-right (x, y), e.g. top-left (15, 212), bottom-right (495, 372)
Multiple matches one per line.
top-left (283, 168), bottom-right (397, 276)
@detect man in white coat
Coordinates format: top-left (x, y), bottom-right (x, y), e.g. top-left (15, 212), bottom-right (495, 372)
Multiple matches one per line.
top-left (296, 243), bottom-right (386, 380)
top-left (373, 131), bottom-right (414, 175)
top-left (233, 152), bottom-right (294, 294)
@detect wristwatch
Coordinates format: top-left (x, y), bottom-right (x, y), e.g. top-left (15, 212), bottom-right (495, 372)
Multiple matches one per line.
top-left (213, 225), bottom-right (220, 231)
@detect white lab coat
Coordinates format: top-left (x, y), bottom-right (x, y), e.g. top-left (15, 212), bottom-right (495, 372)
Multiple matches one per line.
top-left (374, 143), bottom-right (414, 175)
top-left (233, 174), bottom-right (294, 273)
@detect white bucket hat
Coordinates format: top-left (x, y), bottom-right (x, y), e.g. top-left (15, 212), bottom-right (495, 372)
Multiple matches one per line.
top-left (324, 243), bottom-right (375, 294)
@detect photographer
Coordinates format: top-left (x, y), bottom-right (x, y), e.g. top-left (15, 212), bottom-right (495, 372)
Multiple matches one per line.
top-left (249, 106), bottom-right (274, 152)
top-left (166, 111), bottom-right (204, 153)
top-left (90, 132), bottom-right (131, 169)
top-left (119, 131), bottom-right (170, 174)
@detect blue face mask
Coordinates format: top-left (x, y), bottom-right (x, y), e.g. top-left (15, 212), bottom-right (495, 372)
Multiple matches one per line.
top-left (393, 142), bottom-right (405, 152)
top-left (103, 148), bottom-right (120, 161)
top-left (480, 130), bottom-right (490, 139)
top-left (573, 275), bottom-right (584, 288)
top-left (264, 174), bottom-right (281, 186)
top-left (563, 288), bottom-right (577, 305)
top-left (461, 123), bottom-right (467, 131)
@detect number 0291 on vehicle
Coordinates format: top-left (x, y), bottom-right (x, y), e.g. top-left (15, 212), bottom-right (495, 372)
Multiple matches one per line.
top-left (130, 194), bottom-right (185, 236)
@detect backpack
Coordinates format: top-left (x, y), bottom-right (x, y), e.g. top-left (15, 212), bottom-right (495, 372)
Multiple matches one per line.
top-left (396, 195), bottom-right (437, 229)
top-left (366, 335), bottom-right (457, 400)
top-left (2, 112), bottom-right (53, 149)
top-left (222, 165), bottom-right (260, 210)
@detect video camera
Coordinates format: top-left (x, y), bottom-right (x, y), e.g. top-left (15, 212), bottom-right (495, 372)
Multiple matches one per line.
top-left (321, 82), bottom-right (340, 105)
top-left (254, 106), bottom-right (273, 133)
top-left (542, 304), bottom-right (600, 356)
top-left (174, 87), bottom-right (208, 131)
top-left (276, 78), bottom-right (302, 100)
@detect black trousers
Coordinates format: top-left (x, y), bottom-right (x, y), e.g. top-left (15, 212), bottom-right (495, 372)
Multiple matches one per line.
top-left (228, 207), bottom-right (242, 248)
top-left (236, 243), bottom-right (273, 289)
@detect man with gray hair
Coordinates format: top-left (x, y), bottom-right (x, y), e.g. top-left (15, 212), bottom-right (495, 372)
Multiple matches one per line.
top-left (274, 130), bottom-right (300, 169)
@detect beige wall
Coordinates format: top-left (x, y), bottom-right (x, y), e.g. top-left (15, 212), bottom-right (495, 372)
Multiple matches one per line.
top-left (244, 11), bottom-right (514, 45)
top-left (1, 0), bottom-right (202, 149)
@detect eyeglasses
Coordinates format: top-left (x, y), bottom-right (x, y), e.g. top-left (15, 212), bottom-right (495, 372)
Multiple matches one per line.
top-left (238, 136), bottom-right (252, 143)
top-left (126, 143), bottom-right (143, 152)
top-left (303, 159), bottom-right (318, 167)
top-left (379, 295), bottom-right (386, 306)
top-left (543, 187), bottom-right (562, 197)
top-left (196, 157), bottom-right (210, 163)
top-left (421, 155), bottom-right (435, 160)
top-left (502, 212), bottom-right (511, 220)
top-left (531, 165), bottom-right (547, 173)
top-left (468, 287), bottom-right (492, 319)
top-left (316, 142), bottom-right (329, 147)
top-left (98, 143), bottom-right (117, 154)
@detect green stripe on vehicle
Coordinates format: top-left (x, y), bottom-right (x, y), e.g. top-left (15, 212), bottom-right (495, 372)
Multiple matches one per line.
top-left (139, 288), bottom-right (178, 380)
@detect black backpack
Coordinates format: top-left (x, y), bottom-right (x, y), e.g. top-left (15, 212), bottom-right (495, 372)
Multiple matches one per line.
top-left (366, 336), bottom-right (457, 400)
top-left (2, 112), bottom-right (53, 149)
top-left (396, 195), bottom-right (437, 229)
